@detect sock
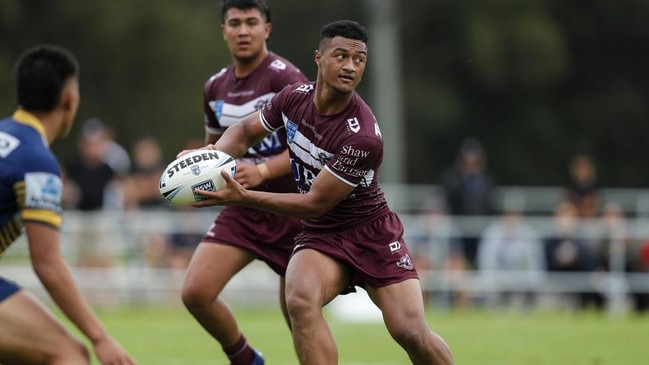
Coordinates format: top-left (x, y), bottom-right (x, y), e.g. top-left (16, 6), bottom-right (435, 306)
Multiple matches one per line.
top-left (223, 334), bottom-right (255, 365)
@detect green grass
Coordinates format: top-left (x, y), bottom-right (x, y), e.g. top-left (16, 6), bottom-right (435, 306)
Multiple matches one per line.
top-left (57, 305), bottom-right (649, 365)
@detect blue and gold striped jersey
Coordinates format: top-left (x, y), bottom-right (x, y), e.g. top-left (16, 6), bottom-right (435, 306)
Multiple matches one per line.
top-left (0, 110), bottom-right (62, 255)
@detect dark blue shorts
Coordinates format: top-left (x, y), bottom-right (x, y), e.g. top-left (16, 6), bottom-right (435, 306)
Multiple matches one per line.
top-left (0, 276), bottom-right (21, 302)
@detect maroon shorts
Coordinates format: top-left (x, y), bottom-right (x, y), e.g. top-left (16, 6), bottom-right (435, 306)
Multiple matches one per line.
top-left (293, 212), bottom-right (419, 293)
top-left (203, 205), bottom-right (302, 276)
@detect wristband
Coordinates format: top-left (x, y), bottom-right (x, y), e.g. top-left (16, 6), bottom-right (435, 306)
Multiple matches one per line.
top-left (257, 162), bottom-right (270, 179)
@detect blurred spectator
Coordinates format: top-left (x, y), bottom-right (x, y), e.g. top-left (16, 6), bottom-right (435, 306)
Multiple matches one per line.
top-left (543, 201), bottom-right (604, 311)
top-left (86, 118), bottom-right (131, 176)
top-left (595, 203), bottom-right (648, 313)
top-left (439, 137), bottom-right (496, 268)
top-left (564, 152), bottom-right (601, 219)
top-left (139, 138), bottom-right (204, 270)
top-left (410, 200), bottom-right (470, 309)
top-left (477, 193), bottom-right (545, 310)
top-left (63, 118), bottom-right (131, 210)
top-left (63, 119), bottom-right (132, 268)
top-left (130, 135), bottom-right (167, 208)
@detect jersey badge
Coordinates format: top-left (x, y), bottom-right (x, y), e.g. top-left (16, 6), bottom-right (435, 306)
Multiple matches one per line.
top-left (210, 100), bottom-right (225, 120)
top-left (0, 131), bottom-right (20, 158)
top-left (286, 119), bottom-right (298, 144)
top-left (346, 117), bottom-right (361, 133)
top-left (270, 59), bottom-right (287, 71)
top-left (24, 172), bottom-right (62, 212)
top-left (396, 254), bottom-right (414, 270)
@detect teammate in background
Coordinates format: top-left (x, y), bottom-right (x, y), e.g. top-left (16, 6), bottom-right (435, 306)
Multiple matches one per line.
top-left (180, 1), bottom-right (307, 364)
top-left (0, 45), bottom-right (137, 365)
top-left (182, 20), bottom-right (454, 365)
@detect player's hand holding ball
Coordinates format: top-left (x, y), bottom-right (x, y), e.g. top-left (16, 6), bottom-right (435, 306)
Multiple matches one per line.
top-left (158, 149), bottom-right (236, 205)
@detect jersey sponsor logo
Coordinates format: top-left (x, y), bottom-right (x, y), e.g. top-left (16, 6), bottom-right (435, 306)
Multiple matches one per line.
top-left (330, 160), bottom-right (369, 178)
top-left (374, 120), bottom-right (382, 138)
top-left (24, 172), bottom-right (62, 212)
top-left (286, 119), bottom-right (298, 144)
top-left (250, 133), bottom-right (284, 155)
top-left (291, 160), bottom-right (317, 192)
top-left (341, 145), bottom-right (370, 159)
top-left (294, 84), bottom-right (314, 93)
top-left (255, 99), bottom-right (270, 111)
top-left (270, 59), bottom-right (287, 71)
top-left (346, 117), bottom-right (360, 133)
top-left (389, 241), bottom-right (401, 252)
top-left (396, 254), bottom-right (414, 270)
top-left (0, 131), bottom-right (20, 158)
top-left (166, 151), bottom-right (222, 178)
top-left (302, 121), bottom-right (323, 140)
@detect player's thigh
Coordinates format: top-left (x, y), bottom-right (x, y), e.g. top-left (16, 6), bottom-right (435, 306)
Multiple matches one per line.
top-left (0, 290), bottom-right (85, 364)
top-left (285, 249), bottom-right (349, 306)
top-left (183, 241), bottom-right (256, 293)
top-left (366, 279), bottom-right (428, 331)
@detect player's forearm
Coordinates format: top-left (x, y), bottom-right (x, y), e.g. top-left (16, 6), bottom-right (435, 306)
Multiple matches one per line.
top-left (240, 189), bottom-right (331, 219)
top-left (209, 123), bottom-right (257, 159)
top-left (257, 149), bottom-right (291, 180)
top-left (34, 258), bottom-right (108, 343)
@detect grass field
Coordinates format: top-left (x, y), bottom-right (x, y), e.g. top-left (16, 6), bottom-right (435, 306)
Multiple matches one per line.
top-left (55, 304), bottom-right (649, 365)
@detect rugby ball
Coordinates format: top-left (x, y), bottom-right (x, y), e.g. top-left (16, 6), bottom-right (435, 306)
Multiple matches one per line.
top-left (159, 149), bottom-right (236, 205)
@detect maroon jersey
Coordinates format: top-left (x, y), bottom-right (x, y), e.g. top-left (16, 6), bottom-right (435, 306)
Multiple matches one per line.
top-left (204, 52), bottom-right (307, 193)
top-left (260, 81), bottom-right (391, 231)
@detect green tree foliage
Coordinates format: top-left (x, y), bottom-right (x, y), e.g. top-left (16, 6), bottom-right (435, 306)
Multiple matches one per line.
top-left (2, 0), bottom-right (648, 187)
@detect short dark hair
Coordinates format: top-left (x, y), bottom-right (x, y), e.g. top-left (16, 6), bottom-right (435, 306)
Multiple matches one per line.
top-left (15, 44), bottom-right (79, 112)
top-left (319, 20), bottom-right (369, 50)
top-left (221, 0), bottom-right (271, 24)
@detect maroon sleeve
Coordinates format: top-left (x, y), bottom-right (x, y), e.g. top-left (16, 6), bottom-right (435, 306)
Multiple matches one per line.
top-left (259, 85), bottom-right (291, 132)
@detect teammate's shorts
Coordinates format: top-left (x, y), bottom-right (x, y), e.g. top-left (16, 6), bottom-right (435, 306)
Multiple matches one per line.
top-left (0, 276), bottom-right (21, 303)
top-left (293, 211), bottom-right (419, 293)
top-left (202, 205), bottom-right (302, 276)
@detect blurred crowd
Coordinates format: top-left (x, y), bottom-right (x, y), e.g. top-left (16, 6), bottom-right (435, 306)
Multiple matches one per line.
top-left (409, 138), bottom-right (649, 314)
top-left (59, 119), bottom-right (649, 314)
top-left (60, 118), bottom-right (202, 270)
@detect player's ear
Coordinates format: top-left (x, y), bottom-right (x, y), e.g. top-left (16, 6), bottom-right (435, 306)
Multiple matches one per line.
top-left (60, 78), bottom-right (79, 112)
top-left (221, 24), bottom-right (226, 40)
top-left (264, 22), bottom-right (272, 41)
top-left (315, 50), bottom-right (321, 68)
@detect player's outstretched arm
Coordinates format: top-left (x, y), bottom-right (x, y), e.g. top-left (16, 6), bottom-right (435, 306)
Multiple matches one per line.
top-left (193, 167), bottom-right (353, 219)
top-left (25, 222), bottom-right (137, 365)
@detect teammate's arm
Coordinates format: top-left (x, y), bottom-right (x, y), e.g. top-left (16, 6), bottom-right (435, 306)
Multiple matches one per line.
top-left (24, 222), bottom-right (136, 365)
top-left (234, 149), bottom-right (291, 188)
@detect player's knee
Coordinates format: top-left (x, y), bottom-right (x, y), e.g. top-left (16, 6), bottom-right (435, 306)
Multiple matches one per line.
top-left (390, 325), bottom-right (429, 353)
top-left (181, 283), bottom-right (205, 310)
top-left (285, 290), bottom-right (315, 319)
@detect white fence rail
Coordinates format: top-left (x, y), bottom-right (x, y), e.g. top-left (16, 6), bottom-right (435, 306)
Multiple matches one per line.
top-left (2, 185), bottom-right (649, 316)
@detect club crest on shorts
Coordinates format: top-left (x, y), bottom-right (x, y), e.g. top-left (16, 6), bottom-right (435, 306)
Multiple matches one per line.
top-left (396, 254), bottom-right (414, 270)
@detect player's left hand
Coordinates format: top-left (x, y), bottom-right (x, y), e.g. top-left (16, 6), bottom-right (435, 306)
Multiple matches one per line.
top-left (191, 170), bottom-right (245, 207)
top-left (234, 161), bottom-right (264, 189)
top-left (92, 335), bottom-right (138, 365)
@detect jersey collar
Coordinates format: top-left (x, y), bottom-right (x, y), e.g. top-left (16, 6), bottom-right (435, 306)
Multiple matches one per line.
top-left (13, 110), bottom-right (47, 139)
